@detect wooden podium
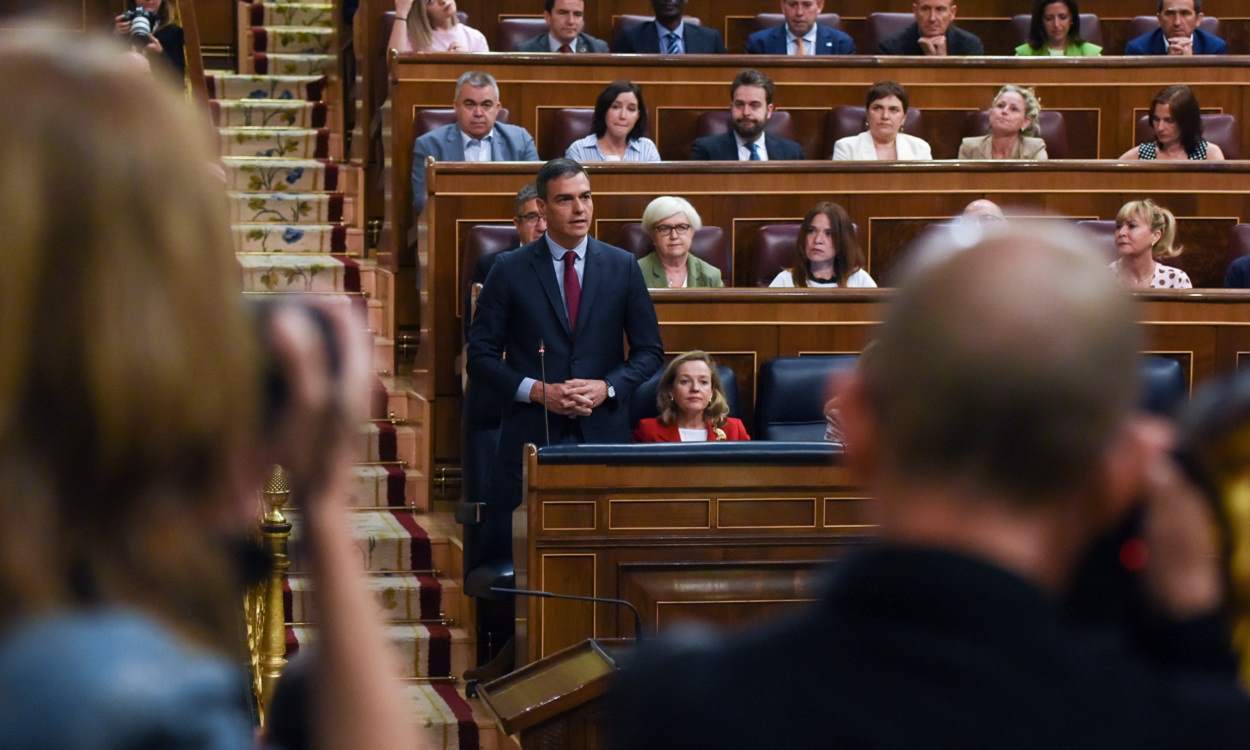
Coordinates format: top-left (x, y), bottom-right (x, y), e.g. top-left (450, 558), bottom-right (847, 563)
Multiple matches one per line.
top-left (476, 639), bottom-right (630, 749)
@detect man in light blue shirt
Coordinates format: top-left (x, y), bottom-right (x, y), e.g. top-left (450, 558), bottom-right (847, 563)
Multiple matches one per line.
top-left (613, 0), bottom-right (727, 53)
top-left (745, 0), bottom-right (855, 54)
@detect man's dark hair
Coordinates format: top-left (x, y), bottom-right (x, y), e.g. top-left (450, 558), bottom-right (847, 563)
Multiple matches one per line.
top-left (1150, 84), bottom-right (1204, 155)
top-left (514, 183), bottom-right (539, 217)
top-left (544, 0), bottom-right (582, 11)
top-left (536, 158), bottom-right (588, 200)
top-left (731, 69), bottom-right (775, 105)
top-left (1158, 0), bottom-right (1201, 11)
top-left (865, 80), bottom-right (909, 113)
top-left (1027, 0), bottom-right (1085, 49)
top-left (591, 80), bottom-right (649, 141)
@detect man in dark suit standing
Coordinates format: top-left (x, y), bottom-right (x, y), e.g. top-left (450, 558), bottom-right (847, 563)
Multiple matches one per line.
top-left (609, 223), bottom-right (1250, 749)
top-left (515, 0), bottom-right (609, 53)
top-left (614, 0), bottom-right (727, 53)
top-left (689, 70), bottom-right (805, 160)
top-left (745, 0), bottom-right (855, 55)
top-left (467, 158), bottom-right (664, 557)
top-left (879, 0), bottom-right (984, 55)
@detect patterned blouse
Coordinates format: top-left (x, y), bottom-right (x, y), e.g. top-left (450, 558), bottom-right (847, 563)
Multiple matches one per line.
top-left (1110, 260), bottom-right (1193, 289)
top-left (1136, 139), bottom-right (1209, 160)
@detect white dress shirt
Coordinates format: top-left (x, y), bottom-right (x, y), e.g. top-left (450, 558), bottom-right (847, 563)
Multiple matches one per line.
top-left (548, 34), bottom-right (579, 52)
top-left (657, 21), bottom-right (685, 53)
top-left (734, 131), bottom-right (769, 161)
top-left (459, 129), bottom-right (494, 161)
top-left (515, 233), bottom-right (588, 402)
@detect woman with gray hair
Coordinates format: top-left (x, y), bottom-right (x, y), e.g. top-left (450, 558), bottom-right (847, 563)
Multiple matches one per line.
top-left (958, 85), bottom-right (1049, 160)
top-left (637, 196), bottom-right (724, 289)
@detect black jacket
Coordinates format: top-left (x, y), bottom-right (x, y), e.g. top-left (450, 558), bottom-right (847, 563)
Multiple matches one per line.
top-left (689, 130), bottom-right (805, 160)
top-left (879, 22), bottom-right (984, 55)
top-left (614, 20), bottom-right (726, 54)
top-left (610, 545), bottom-right (1250, 750)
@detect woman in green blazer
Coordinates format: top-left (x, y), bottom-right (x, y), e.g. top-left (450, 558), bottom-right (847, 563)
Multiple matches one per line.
top-left (637, 196), bottom-right (724, 289)
top-left (1015, 0), bottom-right (1102, 56)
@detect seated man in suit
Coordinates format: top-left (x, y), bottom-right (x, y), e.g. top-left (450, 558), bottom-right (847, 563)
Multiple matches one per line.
top-left (463, 183), bottom-right (547, 338)
top-left (690, 69), bottom-right (805, 160)
top-left (746, 0), bottom-right (855, 55)
top-left (410, 71), bottom-right (538, 216)
top-left (1125, 0), bottom-right (1226, 55)
top-left (879, 0), bottom-right (984, 55)
top-left (609, 221), bottom-right (1250, 748)
top-left (516, 0), bottom-right (609, 53)
top-left (467, 158), bottom-right (664, 561)
top-left (1224, 253), bottom-right (1250, 288)
top-left (615, 0), bottom-right (726, 53)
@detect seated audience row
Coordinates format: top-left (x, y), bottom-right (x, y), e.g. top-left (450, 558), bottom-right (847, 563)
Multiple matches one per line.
top-left (391, 0), bottom-right (1228, 57)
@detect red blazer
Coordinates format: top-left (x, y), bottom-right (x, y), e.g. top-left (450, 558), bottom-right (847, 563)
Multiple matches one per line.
top-left (633, 417), bottom-right (751, 443)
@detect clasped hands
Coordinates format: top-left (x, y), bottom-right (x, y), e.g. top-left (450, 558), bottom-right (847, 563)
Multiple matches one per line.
top-left (918, 35), bottom-right (948, 56)
top-left (530, 378), bottom-right (608, 417)
top-left (1166, 36), bottom-right (1194, 55)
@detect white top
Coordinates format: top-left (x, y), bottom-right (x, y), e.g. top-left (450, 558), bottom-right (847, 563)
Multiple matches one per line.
top-left (1046, 46), bottom-right (1065, 56)
top-left (832, 131), bottom-right (933, 161)
top-left (734, 132), bottom-right (768, 161)
top-left (459, 129), bottom-right (494, 162)
top-left (430, 24), bottom-right (489, 52)
top-left (769, 268), bottom-right (878, 288)
top-left (678, 427), bottom-right (708, 442)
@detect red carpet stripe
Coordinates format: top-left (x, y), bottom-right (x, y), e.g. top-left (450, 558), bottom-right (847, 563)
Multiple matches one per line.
top-left (384, 464), bottom-right (407, 507)
top-left (432, 682), bottom-right (481, 750)
top-left (389, 510), bottom-right (434, 570)
top-left (248, 3), bottom-right (263, 25)
top-left (315, 128), bottom-right (330, 159)
top-left (323, 162), bottom-right (338, 190)
top-left (340, 255), bottom-right (361, 292)
top-left (417, 574), bottom-right (443, 620)
top-left (282, 576), bottom-right (294, 622)
top-left (327, 192), bottom-right (343, 222)
top-left (251, 27), bottom-right (269, 52)
top-left (377, 421), bottom-right (398, 461)
top-left (423, 624), bottom-right (452, 677)
top-left (331, 224), bottom-right (348, 252)
top-left (311, 102), bottom-right (328, 128)
top-left (253, 52), bottom-right (269, 75)
top-left (371, 378), bottom-right (388, 418)
top-left (284, 625), bottom-right (299, 657)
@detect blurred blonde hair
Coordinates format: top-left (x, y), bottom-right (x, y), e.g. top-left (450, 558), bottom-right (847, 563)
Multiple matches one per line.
top-left (656, 351), bottom-right (730, 428)
top-left (406, 1), bottom-right (460, 52)
top-left (994, 84), bottom-right (1042, 138)
top-left (0, 28), bottom-right (258, 650)
top-left (1116, 198), bottom-right (1182, 259)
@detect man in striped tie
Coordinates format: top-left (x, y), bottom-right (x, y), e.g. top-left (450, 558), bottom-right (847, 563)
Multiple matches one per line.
top-left (614, 0), bottom-right (728, 54)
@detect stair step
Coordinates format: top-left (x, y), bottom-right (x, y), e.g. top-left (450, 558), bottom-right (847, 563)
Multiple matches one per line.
top-left (233, 223), bottom-right (360, 253)
top-left (211, 98), bottom-right (326, 128)
top-left (222, 157), bottom-right (340, 192)
top-left (247, 2), bottom-right (336, 29)
top-left (249, 26), bottom-right (336, 55)
top-left (238, 253), bottom-right (361, 292)
top-left (287, 622), bottom-right (472, 679)
top-left (229, 191), bottom-right (351, 225)
top-left (289, 509), bottom-right (453, 573)
top-left (355, 421), bottom-right (418, 464)
top-left (286, 572), bottom-right (465, 623)
top-left (403, 683), bottom-right (498, 750)
top-left (344, 464), bottom-right (424, 509)
top-left (252, 52), bottom-right (337, 76)
top-left (206, 72), bottom-right (326, 101)
top-left (219, 126), bottom-right (333, 159)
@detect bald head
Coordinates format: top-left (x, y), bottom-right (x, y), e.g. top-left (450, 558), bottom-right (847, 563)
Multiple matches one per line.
top-left (962, 199), bottom-right (1004, 223)
top-left (863, 223), bottom-right (1140, 506)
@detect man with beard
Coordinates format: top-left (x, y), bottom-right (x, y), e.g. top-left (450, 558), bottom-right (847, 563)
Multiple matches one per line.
top-left (689, 69), bottom-right (805, 160)
top-left (614, 0), bottom-right (727, 53)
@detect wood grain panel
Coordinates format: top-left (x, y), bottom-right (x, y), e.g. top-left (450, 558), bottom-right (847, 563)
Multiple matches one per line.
top-left (824, 496), bottom-right (876, 529)
top-left (543, 501), bottom-right (597, 531)
top-left (717, 497), bottom-right (817, 529)
top-left (608, 498), bottom-right (711, 530)
top-left (540, 553), bottom-right (597, 657)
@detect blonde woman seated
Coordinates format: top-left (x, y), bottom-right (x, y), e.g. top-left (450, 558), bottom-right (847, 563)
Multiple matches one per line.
top-left (633, 351), bottom-right (750, 442)
top-left (389, 0), bottom-right (489, 53)
top-left (637, 196), bottom-right (724, 289)
top-left (958, 85), bottom-right (1049, 160)
top-left (832, 81), bottom-right (932, 161)
top-left (1110, 199), bottom-right (1192, 289)
top-left (770, 202), bottom-right (877, 288)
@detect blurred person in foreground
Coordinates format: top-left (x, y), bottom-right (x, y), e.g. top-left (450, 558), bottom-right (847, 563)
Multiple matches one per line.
top-left (609, 220), bottom-right (1250, 748)
top-left (0, 30), bottom-right (421, 750)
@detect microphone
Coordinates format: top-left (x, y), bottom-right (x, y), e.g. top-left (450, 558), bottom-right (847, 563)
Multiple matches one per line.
top-left (491, 586), bottom-right (645, 643)
top-left (538, 339), bottom-right (550, 446)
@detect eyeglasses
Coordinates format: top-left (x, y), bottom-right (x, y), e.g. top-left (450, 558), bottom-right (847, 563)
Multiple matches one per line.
top-left (516, 211), bottom-right (542, 223)
top-left (654, 223), bottom-right (692, 237)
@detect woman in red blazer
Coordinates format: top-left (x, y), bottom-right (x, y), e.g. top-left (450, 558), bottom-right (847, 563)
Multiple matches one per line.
top-left (634, 351), bottom-right (750, 442)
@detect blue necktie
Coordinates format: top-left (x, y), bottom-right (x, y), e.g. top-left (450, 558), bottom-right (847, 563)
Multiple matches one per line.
top-left (665, 32), bottom-right (681, 54)
top-left (748, 142), bottom-right (761, 161)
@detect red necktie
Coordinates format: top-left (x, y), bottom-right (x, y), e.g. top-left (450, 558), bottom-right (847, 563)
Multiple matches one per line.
top-left (558, 43), bottom-right (573, 53)
top-left (562, 251), bottom-right (581, 330)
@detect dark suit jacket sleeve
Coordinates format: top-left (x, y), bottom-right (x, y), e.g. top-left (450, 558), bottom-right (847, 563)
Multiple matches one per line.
top-left (1225, 257), bottom-right (1250, 288)
top-left (466, 255), bottom-right (528, 402)
top-left (833, 29), bottom-right (855, 54)
top-left (744, 30), bottom-right (767, 54)
top-left (604, 258), bottom-right (664, 401)
top-left (411, 133), bottom-right (432, 213)
top-left (586, 34), bottom-right (609, 53)
top-left (517, 126), bottom-right (540, 161)
top-left (1124, 30), bottom-right (1157, 55)
top-left (614, 27), bottom-right (639, 52)
top-left (769, 135), bottom-right (806, 160)
top-left (952, 27), bottom-right (984, 54)
top-left (703, 26), bottom-right (727, 54)
top-left (689, 136), bottom-right (714, 160)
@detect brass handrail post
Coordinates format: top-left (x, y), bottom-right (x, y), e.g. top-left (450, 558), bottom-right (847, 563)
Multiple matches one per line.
top-left (259, 465), bottom-right (293, 718)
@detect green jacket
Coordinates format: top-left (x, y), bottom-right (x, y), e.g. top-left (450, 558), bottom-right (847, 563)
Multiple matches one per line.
top-left (1014, 40), bottom-right (1102, 56)
top-left (637, 251), bottom-right (724, 289)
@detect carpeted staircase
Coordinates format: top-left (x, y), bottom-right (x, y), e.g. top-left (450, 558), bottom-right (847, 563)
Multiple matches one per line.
top-left (213, 3), bottom-right (495, 747)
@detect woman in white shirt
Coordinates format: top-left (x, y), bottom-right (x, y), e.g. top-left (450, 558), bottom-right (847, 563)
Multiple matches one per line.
top-left (565, 81), bottom-right (661, 163)
top-left (770, 202), bottom-right (877, 288)
top-left (390, 0), bottom-right (489, 53)
top-left (832, 81), bottom-right (932, 161)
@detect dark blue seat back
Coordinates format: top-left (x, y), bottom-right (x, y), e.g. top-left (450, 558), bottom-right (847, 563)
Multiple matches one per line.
top-left (755, 355), bottom-right (859, 441)
top-left (1140, 355), bottom-right (1187, 416)
top-left (630, 365), bottom-right (741, 428)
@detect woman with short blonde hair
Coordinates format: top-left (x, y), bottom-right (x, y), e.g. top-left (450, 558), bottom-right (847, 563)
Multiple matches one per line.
top-left (958, 85), bottom-right (1048, 160)
top-left (637, 196), bottom-right (724, 289)
top-left (1110, 199), bottom-right (1192, 289)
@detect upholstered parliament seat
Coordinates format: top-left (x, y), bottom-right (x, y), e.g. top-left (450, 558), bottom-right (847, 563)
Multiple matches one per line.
top-left (497, 17), bottom-right (549, 52)
top-left (614, 222), bottom-right (731, 282)
top-left (755, 355), bottom-right (860, 441)
top-left (1134, 113), bottom-right (1239, 159)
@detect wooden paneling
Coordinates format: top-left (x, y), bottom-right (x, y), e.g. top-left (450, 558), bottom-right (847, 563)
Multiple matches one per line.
top-left (517, 447), bottom-right (868, 663)
top-left (3, 0), bottom-right (123, 29)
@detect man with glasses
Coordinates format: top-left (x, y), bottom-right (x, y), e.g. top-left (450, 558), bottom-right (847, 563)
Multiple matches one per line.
top-left (464, 183), bottom-right (548, 337)
top-left (410, 71), bottom-right (538, 216)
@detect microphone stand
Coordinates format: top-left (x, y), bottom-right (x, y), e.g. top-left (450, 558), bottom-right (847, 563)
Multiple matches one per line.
top-left (538, 339), bottom-right (550, 446)
top-left (491, 586), bottom-right (645, 642)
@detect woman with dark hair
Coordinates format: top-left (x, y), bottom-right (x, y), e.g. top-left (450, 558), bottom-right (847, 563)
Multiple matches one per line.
top-left (832, 81), bottom-right (932, 161)
top-left (1015, 0), bottom-right (1102, 56)
top-left (633, 351), bottom-right (749, 442)
top-left (770, 202), bottom-right (876, 288)
top-left (1120, 85), bottom-right (1225, 160)
top-left (113, 0), bottom-right (185, 76)
top-left (565, 80), bottom-right (660, 162)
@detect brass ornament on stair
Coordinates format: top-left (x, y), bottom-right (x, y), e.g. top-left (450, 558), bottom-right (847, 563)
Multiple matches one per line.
top-left (259, 464), bottom-right (293, 719)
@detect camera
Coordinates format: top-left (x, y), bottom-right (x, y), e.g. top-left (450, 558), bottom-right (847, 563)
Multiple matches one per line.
top-left (249, 299), bottom-right (342, 439)
top-left (120, 8), bottom-right (159, 44)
